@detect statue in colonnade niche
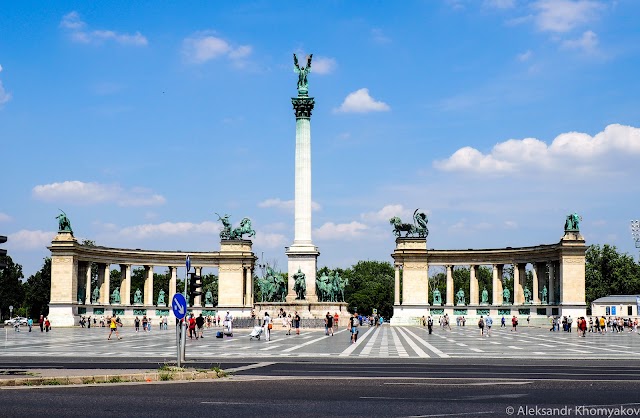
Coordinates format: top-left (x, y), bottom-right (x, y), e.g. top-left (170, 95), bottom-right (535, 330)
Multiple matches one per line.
top-left (293, 268), bottom-right (306, 300)
top-left (110, 287), bottom-right (121, 304)
top-left (77, 287), bottom-right (85, 304)
top-left (523, 287), bottom-right (532, 304)
top-left (432, 288), bottom-right (442, 305)
top-left (205, 290), bottom-right (214, 306)
top-left (456, 289), bottom-right (466, 305)
top-left (91, 287), bottom-right (100, 304)
top-left (56, 209), bottom-right (73, 234)
top-left (502, 287), bottom-right (511, 304)
top-left (541, 285), bottom-right (548, 304)
top-left (133, 288), bottom-right (143, 304)
top-left (481, 287), bottom-right (489, 304)
top-left (157, 289), bottom-right (166, 306)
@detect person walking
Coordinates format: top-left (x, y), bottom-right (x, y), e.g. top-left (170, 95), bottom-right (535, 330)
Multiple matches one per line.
top-left (485, 315), bottom-right (493, 337)
top-left (350, 312), bottom-right (359, 344)
top-left (478, 316), bottom-right (485, 336)
top-left (107, 317), bottom-right (122, 340)
top-left (39, 315), bottom-right (44, 332)
top-left (501, 316), bottom-right (506, 328)
top-left (286, 314), bottom-right (292, 335)
top-left (511, 315), bottom-right (518, 332)
top-left (263, 312), bottom-right (272, 341)
top-left (27, 318), bottom-right (33, 332)
top-left (334, 313), bottom-right (339, 331)
top-left (225, 311), bottom-right (233, 335)
top-left (188, 314), bottom-right (197, 339)
top-left (44, 317), bottom-right (51, 332)
top-left (142, 315), bottom-right (148, 332)
top-left (427, 316), bottom-right (434, 335)
top-left (134, 316), bottom-right (140, 332)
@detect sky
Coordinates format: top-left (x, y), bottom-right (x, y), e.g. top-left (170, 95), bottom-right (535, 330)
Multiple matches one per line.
top-left (1, 0), bottom-right (640, 279)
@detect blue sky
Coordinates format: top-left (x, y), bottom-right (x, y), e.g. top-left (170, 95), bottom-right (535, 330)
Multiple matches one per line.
top-left (1, 0), bottom-right (640, 278)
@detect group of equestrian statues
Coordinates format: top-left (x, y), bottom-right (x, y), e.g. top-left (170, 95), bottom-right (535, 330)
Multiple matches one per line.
top-left (256, 266), bottom-right (348, 303)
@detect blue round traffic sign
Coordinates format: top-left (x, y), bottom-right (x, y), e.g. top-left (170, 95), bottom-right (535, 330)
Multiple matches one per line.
top-left (172, 293), bottom-right (187, 320)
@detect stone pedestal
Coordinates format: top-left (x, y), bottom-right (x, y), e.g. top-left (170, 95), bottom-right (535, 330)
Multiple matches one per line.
top-left (286, 245), bottom-right (319, 303)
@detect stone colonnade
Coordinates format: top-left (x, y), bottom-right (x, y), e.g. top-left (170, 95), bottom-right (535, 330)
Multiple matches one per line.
top-left (48, 233), bottom-right (256, 326)
top-left (390, 232), bottom-right (586, 325)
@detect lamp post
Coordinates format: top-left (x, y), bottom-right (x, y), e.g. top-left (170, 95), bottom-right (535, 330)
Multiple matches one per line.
top-left (631, 220), bottom-right (640, 260)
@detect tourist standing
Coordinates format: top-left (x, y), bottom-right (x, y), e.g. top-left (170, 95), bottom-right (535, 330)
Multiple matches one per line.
top-left (294, 311), bottom-right (301, 335)
top-left (511, 315), bottom-right (518, 332)
top-left (263, 312), bottom-right (272, 341)
top-left (567, 315), bottom-right (573, 333)
top-left (39, 315), bottom-right (44, 332)
top-left (196, 314), bottom-right (205, 339)
top-left (286, 314), bottom-right (292, 335)
top-left (27, 318), bottom-right (33, 332)
top-left (188, 314), bottom-right (197, 339)
top-left (350, 312), bottom-right (359, 344)
top-left (427, 316), bottom-right (433, 335)
top-left (334, 313), bottom-right (339, 330)
top-left (134, 316), bottom-right (140, 332)
top-left (326, 312), bottom-right (334, 336)
top-left (225, 311), bottom-right (233, 334)
top-left (142, 316), bottom-right (148, 332)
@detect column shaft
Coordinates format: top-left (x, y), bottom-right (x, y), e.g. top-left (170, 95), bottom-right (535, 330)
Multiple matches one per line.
top-left (169, 267), bottom-right (177, 304)
top-left (394, 265), bottom-right (400, 305)
top-left (294, 117), bottom-right (312, 244)
top-left (532, 263), bottom-right (540, 304)
top-left (144, 266), bottom-right (154, 306)
top-left (100, 264), bottom-right (110, 305)
top-left (492, 264), bottom-right (501, 305)
top-left (120, 264), bottom-right (131, 306)
top-left (470, 265), bottom-right (479, 305)
top-left (513, 263), bottom-right (521, 305)
top-left (446, 265), bottom-right (454, 305)
top-left (85, 263), bottom-right (92, 304)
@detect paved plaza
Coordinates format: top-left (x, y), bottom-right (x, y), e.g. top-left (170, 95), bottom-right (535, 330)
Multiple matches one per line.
top-left (2, 324), bottom-right (639, 361)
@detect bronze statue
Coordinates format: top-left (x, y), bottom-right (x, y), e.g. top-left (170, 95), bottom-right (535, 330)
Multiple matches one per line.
top-left (293, 268), bottom-right (306, 300)
top-left (56, 210), bottom-right (73, 234)
top-left (390, 209), bottom-right (428, 238)
top-left (293, 53), bottom-right (312, 95)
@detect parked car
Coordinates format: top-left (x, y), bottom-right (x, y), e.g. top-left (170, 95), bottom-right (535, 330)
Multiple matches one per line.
top-left (4, 317), bottom-right (28, 326)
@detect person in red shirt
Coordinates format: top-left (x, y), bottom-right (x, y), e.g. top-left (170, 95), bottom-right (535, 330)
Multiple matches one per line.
top-left (511, 315), bottom-right (518, 332)
top-left (188, 314), bottom-right (197, 339)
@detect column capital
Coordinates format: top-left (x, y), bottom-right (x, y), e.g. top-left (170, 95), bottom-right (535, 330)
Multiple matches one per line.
top-left (292, 96), bottom-right (315, 118)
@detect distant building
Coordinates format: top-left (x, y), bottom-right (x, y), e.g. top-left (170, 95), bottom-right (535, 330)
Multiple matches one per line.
top-left (591, 295), bottom-right (640, 317)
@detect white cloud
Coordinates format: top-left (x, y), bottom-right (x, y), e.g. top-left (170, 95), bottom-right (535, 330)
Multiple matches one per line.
top-left (0, 212), bottom-right (11, 222)
top-left (517, 50), bottom-right (533, 62)
top-left (532, 0), bottom-right (604, 33)
top-left (314, 222), bottom-right (369, 240)
top-left (434, 124), bottom-right (640, 174)
top-left (118, 221), bottom-right (220, 239)
top-left (60, 11), bottom-right (148, 46)
top-left (8, 230), bottom-right (55, 250)
top-left (361, 204), bottom-right (412, 223)
top-left (504, 221), bottom-right (518, 229)
top-left (312, 56), bottom-right (337, 75)
top-left (258, 198), bottom-right (321, 211)
top-left (32, 181), bottom-right (166, 207)
top-left (371, 28), bottom-right (391, 44)
top-left (254, 232), bottom-right (287, 249)
top-left (561, 30), bottom-right (599, 53)
top-left (0, 64), bottom-right (11, 106)
top-left (335, 88), bottom-right (390, 113)
top-left (484, 0), bottom-right (515, 9)
top-left (182, 32), bottom-right (251, 64)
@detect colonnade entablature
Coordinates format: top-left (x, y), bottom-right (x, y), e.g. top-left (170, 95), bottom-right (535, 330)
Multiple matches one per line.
top-left (391, 232), bottom-right (587, 325)
top-left (48, 231), bottom-right (256, 326)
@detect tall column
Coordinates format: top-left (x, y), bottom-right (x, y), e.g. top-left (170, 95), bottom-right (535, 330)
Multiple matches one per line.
top-left (394, 265), bottom-right (401, 305)
top-left (85, 262), bottom-right (92, 304)
top-left (120, 264), bottom-right (131, 306)
top-left (446, 265), bottom-right (454, 305)
top-left (469, 265), bottom-right (479, 305)
top-left (99, 263), bottom-right (110, 305)
top-left (492, 264), bottom-right (502, 305)
top-left (169, 266), bottom-right (177, 304)
top-left (532, 263), bottom-right (540, 304)
top-left (517, 263), bottom-right (526, 304)
top-left (144, 265), bottom-right (154, 306)
top-left (286, 90), bottom-right (319, 304)
top-left (548, 262), bottom-right (555, 305)
top-left (244, 267), bottom-right (253, 308)
top-left (194, 267), bottom-right (203, 307)
top-left (513, 263), bottom-right (521, 305)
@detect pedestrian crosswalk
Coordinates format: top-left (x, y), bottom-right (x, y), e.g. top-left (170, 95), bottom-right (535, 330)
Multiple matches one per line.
top-left (1, 325), bottom-right (639, 360)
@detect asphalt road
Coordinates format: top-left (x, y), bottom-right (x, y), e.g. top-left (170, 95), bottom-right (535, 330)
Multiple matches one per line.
top-left (2, 360), bottom-right (640, 418)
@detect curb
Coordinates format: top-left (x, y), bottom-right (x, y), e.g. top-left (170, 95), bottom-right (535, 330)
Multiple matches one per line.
top-left (0, 369), bottom-right (226, 388)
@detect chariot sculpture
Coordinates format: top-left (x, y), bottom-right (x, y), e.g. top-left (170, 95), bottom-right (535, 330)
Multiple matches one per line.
top-left (389, 209), bottom-right (429, 238)
top-left (216, 213), bottom-right (256, 240)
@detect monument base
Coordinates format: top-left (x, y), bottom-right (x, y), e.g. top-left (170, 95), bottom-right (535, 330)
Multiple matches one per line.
top-left (255, 301), bottom-right (349, 327)
top-left (390, 304), bottom-right (431, 326)
top-left (47, 303), bottom-right (78, 327)
top-left (286, 244), bottom-right (319, 303)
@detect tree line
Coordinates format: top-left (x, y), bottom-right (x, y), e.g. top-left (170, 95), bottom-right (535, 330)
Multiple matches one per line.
top-left (1, 244), bottom-right (638, 321)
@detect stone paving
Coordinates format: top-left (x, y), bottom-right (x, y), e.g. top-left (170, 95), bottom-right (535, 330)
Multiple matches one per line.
top-left (1, 324), bottom-right (639, 360)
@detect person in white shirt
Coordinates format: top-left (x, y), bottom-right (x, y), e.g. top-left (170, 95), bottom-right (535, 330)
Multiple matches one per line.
top-left (263, 312), bottom-right (272, 341)
top-left (225, 311), bottom-right (233, 334)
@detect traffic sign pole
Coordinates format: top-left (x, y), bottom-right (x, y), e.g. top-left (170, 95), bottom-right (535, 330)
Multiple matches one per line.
top-left (180, 256), bottom-right (191, 363)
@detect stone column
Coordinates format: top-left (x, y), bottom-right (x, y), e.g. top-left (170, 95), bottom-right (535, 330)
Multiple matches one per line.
top-left (492, 264), bottom-right (502, 305)
top-left (193, 267), bottom-right (203, 307)
top-left (513, 263), bottom-right (521, 305)
top-left (446, 265), bottom-right (454, 305)
top-left (469, 265), bottom-right (479, 305)
top-left (394, 265), bottom-right (401, 305)
top-left (517, 263), bottom-right (526, 304)
top-left (532, 263), bottom-right (540, 304)
top-left (169, 266), bottom-right (177, 304)
top-left (244, 267), bottom-right (253, 308)
top-left (120, 264), bottom-right (131, 305)
top-left (99, 263), bottom-right (110, 305)
top-left (85, 262), bottom-right (92, 304)
top-left (144, 266), bottom-right (154, 306)
top-left (548, 262), bottom-right (555, 305)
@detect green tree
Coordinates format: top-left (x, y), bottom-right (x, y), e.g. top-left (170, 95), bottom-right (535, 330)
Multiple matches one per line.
top-left (0, 255), bottom-right (25, 320)
top-left (22, 257), bottom-right (51, 319)
top-left (342, 261), bottom-right (394, 318)
top-left (585, 244), bottom-right (640, 306)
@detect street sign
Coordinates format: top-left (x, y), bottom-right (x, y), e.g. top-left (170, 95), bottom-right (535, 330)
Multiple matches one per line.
top-left (172, 293), bottom-right (187, 320)
top-left (186, 255), bottom-right (191, 273)
top-left (373, 308), bottom-right (378, 314)
top-left (611, 306), bottom-right (617, 315)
